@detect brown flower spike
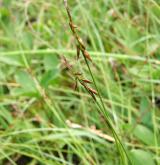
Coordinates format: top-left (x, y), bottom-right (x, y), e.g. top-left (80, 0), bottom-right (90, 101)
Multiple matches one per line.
top-left (64, 0), bottom-right (92, 62)
top-left (64, 0), bottom-right (97, 100)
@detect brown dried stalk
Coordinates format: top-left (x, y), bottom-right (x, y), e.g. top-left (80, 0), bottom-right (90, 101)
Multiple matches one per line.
top-left (66, 120), bottom-right (115, 142)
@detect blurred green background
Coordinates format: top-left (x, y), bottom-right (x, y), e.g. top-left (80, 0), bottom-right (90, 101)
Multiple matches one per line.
top-left (0, 0), bottom-right (160, 164)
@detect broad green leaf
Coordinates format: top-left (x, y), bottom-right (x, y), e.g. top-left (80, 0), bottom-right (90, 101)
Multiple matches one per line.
top-left (140, 97), bottom-right (152, 128)
top-left (20, 32), bottom-right (33, 49)
top-left (11, 87), bottom-right (38, 97)
top-left (41, 68), bottom-right (59, 88)
top-left (0, 55), bottom-right (24, 66)
top-left (130, 149), bottom-right (155, 165)
top-left (133, 124), bottom-right (155, 146)
top-left (43, 54), bottom-right (59, 71)
top-left (14, 70), bottom-right (38, 96)
top-left (140, 97), bottom-right (149, 112)
top-left (15, 70), bottom-right (36, 91)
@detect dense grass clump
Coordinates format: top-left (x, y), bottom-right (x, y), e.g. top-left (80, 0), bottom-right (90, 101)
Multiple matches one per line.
top-left (0, 0), bottom-right (160, 164)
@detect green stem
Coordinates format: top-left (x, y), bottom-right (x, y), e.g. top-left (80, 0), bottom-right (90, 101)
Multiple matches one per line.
top-left (84, 56), bottom-right (132, 165)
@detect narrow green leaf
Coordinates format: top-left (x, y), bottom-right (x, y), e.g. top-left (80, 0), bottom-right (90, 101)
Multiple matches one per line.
top-left (130, 149), bottom-right (155, 165)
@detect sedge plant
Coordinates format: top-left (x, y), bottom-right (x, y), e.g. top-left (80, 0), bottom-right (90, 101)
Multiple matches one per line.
top-left (63, 0), bottom-right (133, 164)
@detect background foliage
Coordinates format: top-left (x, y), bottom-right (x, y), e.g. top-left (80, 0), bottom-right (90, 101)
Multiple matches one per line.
top-left (0, 0), bottom-right (160, 164)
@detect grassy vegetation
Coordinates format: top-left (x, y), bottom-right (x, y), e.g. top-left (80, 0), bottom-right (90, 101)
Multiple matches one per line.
top-left (0, 0), bottom-right (160, 164)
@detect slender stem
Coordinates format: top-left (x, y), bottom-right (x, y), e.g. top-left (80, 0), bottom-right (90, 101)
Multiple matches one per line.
top-left (84, 55), bottom-right (132, 164)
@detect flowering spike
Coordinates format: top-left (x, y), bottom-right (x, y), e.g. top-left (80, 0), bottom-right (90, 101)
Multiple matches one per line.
top-left (76, 45), bottom-right (80, 60)
top-left (82, 79), bottom-right (92, 84)
top-left (89, 91), bottom-right (96, 101)
top-left (87, 87), bottom-right (98, 95)
top-left (73, 79), bottom-right (78, 90)
top-left (83, 50), bottom-right (92, 61)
